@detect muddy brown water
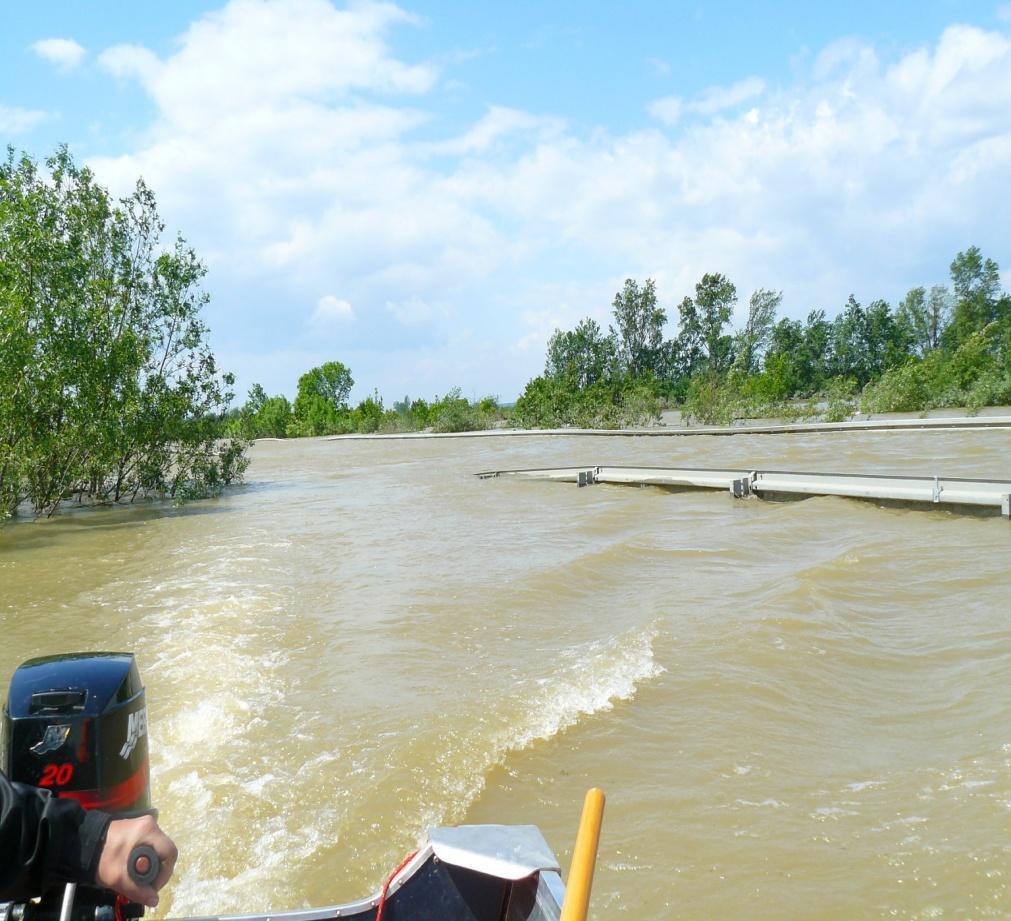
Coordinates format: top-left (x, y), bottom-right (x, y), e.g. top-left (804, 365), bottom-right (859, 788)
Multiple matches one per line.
top-left (1, 430), bottom-right (1009, 919)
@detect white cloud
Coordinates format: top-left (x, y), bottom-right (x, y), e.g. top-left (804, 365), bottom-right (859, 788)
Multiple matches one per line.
top-left (98, 44), bottom-right (162, 82)
top-left (0, 104), bottom-right (46, 134)
top-left (649, 76), bottom-right (765, 125)
top-left (98, 0), bottom-right (434, 136)
top-left (31, 37), bottom-right (86, 71)
top-left (687, 76), bottom-right (766, 114)
top-left (386, 296), bottom-right (438, 326)
top-left (813, 37), bottom-right (878, 81)
top-left (309, 295), bottom-right (355, 328)
top-left (430, 105), bottom-right (565, 155)
top-left (81, 6), bottom-right (1011, 399)
top-left (647, 94), bottom-right (682, 125)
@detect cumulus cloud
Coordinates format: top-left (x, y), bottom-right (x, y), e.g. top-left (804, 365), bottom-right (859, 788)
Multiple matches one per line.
top-left (98, 0), bottom-right (434, 135)
top-left (0, 104), bottom-right (46, 134)
top-left (31, 37), bottom-right (86, 71)
top-left (81, 3), bottom-right (1011, 399)
top-left (309, 295), bottom-right (355, 329)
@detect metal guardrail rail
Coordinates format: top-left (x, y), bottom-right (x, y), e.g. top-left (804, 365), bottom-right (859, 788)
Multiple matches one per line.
top-left (476, 465), bottom-right (1011, 518)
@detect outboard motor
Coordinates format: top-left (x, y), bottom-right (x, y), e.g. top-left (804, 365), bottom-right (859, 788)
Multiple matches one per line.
top-left (2, 653), bottom-right (152, 921)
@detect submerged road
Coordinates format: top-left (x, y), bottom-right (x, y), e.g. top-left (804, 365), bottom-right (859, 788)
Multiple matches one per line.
top-left (326, 413), bottom-right (1011, 440)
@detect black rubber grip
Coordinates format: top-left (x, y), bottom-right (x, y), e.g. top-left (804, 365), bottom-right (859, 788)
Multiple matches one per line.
top-left (128, 845), bottom-right (161, 887)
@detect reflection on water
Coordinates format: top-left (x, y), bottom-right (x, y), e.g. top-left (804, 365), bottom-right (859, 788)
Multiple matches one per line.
top-left (2, 430), bottom-right (1009, 919)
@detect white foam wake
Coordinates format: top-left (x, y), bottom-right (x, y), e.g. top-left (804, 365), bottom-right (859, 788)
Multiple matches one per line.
top-left (411, 627), bottom-right (666, 837)
top-left (154, 617), bottom-right (664, 915)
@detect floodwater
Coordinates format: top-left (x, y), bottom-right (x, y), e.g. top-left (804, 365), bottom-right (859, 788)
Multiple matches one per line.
top-left (1, 429), bottom-right (1010, 920)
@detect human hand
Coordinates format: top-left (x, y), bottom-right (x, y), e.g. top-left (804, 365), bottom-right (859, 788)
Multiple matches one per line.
top-left (96, 815), bottom-right (178, 908)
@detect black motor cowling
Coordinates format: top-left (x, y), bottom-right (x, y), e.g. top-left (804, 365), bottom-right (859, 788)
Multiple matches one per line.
top-left (2, 652), bottom-right (150, 815)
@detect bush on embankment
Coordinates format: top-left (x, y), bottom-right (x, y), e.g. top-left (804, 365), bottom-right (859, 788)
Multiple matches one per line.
top-left (512, 376), bottom-right (662, 429)
top-left (860, 326), bottom-right (1011, 414)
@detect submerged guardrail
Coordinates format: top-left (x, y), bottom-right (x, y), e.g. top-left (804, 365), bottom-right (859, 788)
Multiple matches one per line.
top-left (476, 465), bottom-right (1011, 519)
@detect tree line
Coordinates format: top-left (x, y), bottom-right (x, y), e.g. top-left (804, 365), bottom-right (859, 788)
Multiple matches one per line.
top-left (0, 147), bottom-right (247, 519)
top-left (235, 246), bottom-right (1010, 439)
top-left (5, 145), bottom-right (1008, 523)
top-left (514, 248), bottom-right (1011, 427)
top-left (226, 363), bottom-right (503, 438)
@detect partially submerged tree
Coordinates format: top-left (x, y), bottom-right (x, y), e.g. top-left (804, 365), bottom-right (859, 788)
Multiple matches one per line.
top-left (0, 146), bottom-right (247, 519)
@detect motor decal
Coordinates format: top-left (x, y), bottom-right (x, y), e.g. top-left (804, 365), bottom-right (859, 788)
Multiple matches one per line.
top-left (31, 724), bottom-right (71, 757)
top-left (39, 763), bottom-right (75, 787)
top-left (120, 707), bottom-right (148, 759)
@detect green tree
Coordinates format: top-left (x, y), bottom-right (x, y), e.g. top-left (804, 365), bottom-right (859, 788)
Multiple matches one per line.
top-left (256, 396), bottom-right (292, 437)
top-left (246, 383), bottom-right (268, 416)
top-left (430, 387), bottom-right (486, 433)
top-left (801, 310), bottom-right (833, 389)
top-left (232, 385), bottom-right (291, 439)
top-left (610, 278), bottom-right (670, 379)
top-left (290, 361), bottom-right (354, 436)
top-left (408, 398), bottom-right (431, 429)
top-left (763, 318), bottom-right (806, 395)
top-left (546, 318), bottom-right (616, 388)
top-left (831, 296), bottom-right (869, 383)
top-left (352, 391), bottom-right (384, 433)
top-left (734, 288), bottom-right (781, 373)
top-left (678, 273), bottom-right (737, 374)
top-left (298, 361), bottom-right (353, 407)
top-left (946, 246), bottom-right (1005, 347)
top-left (863, 298), bottom-right (906, 377)
top-left (898, 286), bottom-right (950, 357)
top-left (755, 309), bottom-right (834, 397)
top-left (0, 146), bottom-right (246, 518)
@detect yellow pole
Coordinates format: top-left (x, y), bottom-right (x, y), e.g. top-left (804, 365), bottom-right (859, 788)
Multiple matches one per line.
top-left (560, 788), bottom-right (606, 921)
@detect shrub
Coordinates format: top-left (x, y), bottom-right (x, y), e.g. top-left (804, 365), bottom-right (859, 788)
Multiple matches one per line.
top-left (430, 388), bottom-right (488, 433)
top-left (0, 147), bottom-right (247, 517)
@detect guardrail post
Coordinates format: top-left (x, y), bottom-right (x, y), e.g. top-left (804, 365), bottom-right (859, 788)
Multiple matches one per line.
top-left (1003, 495), bottom-right (1010, 520)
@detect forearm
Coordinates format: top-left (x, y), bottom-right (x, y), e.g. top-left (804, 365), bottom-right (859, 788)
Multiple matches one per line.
top-left (0, 772), bottom-right (112, 901)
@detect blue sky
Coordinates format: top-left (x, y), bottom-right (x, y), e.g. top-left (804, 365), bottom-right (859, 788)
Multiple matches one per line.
top-left (3, 1), bottom-right (1011, 402)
